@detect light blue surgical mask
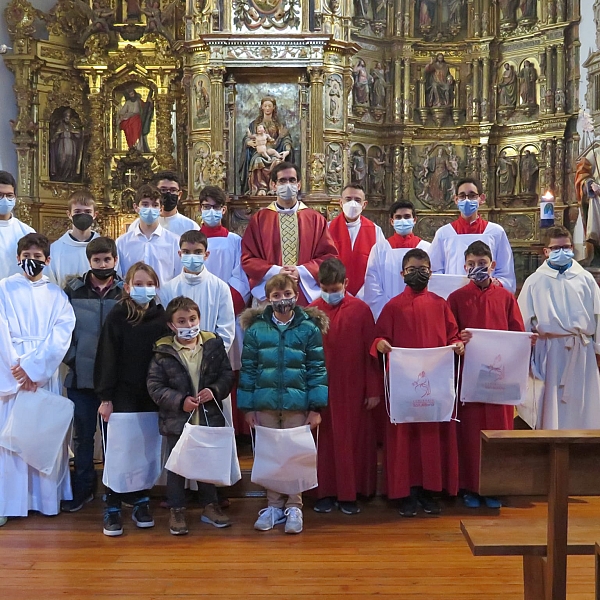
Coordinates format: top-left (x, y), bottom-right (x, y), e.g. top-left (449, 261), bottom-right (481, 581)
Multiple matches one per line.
top-left (202, 208), bottom-right (223, 227)
top-left (181, 253), bottom-right (205, 273)
top-left (457, 199), bottom-right (479, 217)
top-left (548, 248), bottom-right (574, 267)
top-left (138, 207), bottom-right (160, 224)
top-left (0, 197), bottom-right (16, 216)
top-left (129, 286), bottom-right (156, 305)
top-left (393, 218), bottom-right (415, 236)
top-left (321, 290), bottom-right (345, 306)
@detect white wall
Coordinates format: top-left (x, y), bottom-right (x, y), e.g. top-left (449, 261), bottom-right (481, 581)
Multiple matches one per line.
top-left (579, 1), bottom-right (597, 113)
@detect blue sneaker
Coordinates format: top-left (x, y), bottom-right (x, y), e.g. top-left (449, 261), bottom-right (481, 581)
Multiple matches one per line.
top-left (483, 496), bottom-right (502, 509)
top-left (462, 493), bottom-right (481, 508)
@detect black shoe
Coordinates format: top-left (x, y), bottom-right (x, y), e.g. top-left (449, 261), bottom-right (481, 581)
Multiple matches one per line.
top-left (61, 492), bottom-right (94, 513)
top-left (338, 501), bottom-right (361, 515)
top-left (132, 503), bottom-right (155, 528)
top-left (103, 510), bottom-right (123, 537)
top-left (417, 491), bottom-right (442, 515)
top-left (314, 497), bottom-right (336, 513)
top-left (398, 496), bottom-right (418, 517)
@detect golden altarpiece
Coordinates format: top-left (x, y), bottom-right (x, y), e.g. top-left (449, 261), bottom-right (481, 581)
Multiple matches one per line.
top-left (2, 0), bottom-right (580, 283)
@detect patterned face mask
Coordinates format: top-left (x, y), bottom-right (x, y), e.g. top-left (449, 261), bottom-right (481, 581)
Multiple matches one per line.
top-left (19, 258), bottom-right (46, 277)
top-left (271, 297), bottom-right (296, 314)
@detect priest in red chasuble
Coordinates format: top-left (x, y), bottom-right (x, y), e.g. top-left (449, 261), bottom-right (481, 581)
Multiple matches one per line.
top-left (241, 162), bottom-right (338, 306)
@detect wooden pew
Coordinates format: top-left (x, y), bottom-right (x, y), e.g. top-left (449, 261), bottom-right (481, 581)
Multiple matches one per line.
top-left (460, 430), bottom-right (600, 600)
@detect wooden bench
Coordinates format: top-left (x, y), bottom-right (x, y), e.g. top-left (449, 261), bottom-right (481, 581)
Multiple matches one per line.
top-left (460, 430), bottom-right (600, 600)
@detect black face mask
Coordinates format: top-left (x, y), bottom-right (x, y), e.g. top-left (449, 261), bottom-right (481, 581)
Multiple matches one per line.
top-left (19, 258), bottom-right (46, 277)
top-left (72, 213), bottom-right (94, 232)
top-left (161, 192), bottom-right (179, 212)
top-left (403, 270), bottom-right (431, 291)
top-left (91, 267), bottom-right (115, 281)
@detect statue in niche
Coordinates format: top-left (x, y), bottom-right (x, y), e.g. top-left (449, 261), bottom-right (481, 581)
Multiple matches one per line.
top-left (370, 62), bottom-right (387, 108)
top-left (124, 0), bottom-right (142, 21)
top-left (240, 96), bottom-right (294, 196)
top-left (418, 146), bottom-right (458, 209)
top-left (195, 78), bottom-right (210, 124)
top-left (496, 151), bottom-right (517, 196)
top-left (418, 0), bottom-right (435, 31)
top-left (519, 0), bottom-right (537, 19)
top-left (498, 63), bottom-right (518, 107)
top-left (351, 147), bottom-right (367, 186)
top-left (447, 0), bottom-right (464, 30)
top-left (372, 0), bottom-right (386, 20)
top-left (575, 157), bottom-right (600, 265)
top-left (519, 61), bottom-right (538, 106)
top-left (424, 54), bottom-right (454, 108)
top-left (520, 150), bottom-right (539, 194)
top-left (326, 145), bottom-right (343, 193)
top-left (353, 0), bottom-right (369, 19)
top-left (117, 87), bottom-right (154, 152)
top-left (369, 149), bottom-right (386, 195)
top-left (326, 75), bottom-right (343, 123)
top-left (49, 108), bottom-right (84, 183)
top-left (352, 59), bottom-right (370, 106)
top-left (142, 0), bottom-right (175, 44)
top-left (499, 0), bottom-right (518, 23)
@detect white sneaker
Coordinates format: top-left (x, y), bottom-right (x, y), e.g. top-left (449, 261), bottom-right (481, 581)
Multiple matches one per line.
top-left (0, 516), bottom-right (7, 527)
top-left (254, 506), bottom-right (286, 531)
top-left (284, 507), bottom-right (303, 534)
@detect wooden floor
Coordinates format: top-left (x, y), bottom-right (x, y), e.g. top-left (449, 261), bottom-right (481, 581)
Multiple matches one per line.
top-left (1, 495), bottom-right (598, 599)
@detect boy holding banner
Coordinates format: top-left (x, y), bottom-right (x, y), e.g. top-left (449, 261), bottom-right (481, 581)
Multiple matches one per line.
top-left (373, 248), bottom-right (464, 517)
top-left (447, 241), bottom-right (526, 508)
top-left (147, 296), bottom-right (234, 535)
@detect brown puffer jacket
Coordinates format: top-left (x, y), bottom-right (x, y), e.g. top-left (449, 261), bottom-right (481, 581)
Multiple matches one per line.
top-left (147, 331), bottom-right (234, 436)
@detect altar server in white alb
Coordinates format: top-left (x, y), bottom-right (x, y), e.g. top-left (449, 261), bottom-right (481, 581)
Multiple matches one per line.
top-left (0, 170), bottom-right (35, 281)
top-left (428, 177), bottom-right (516, 292)
top-left (0, 233), bottom-right (76, 526)
top-left (153, 171), bottom-right (199, 236)
top-left (45, 189), bottom-right (100, 288)
top-left (116, 184), bottom-right (181, 285)
top-left (518, 225), bottom-right (600, 430)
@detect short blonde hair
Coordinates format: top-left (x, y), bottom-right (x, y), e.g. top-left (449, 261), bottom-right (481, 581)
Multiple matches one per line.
top-left (68, 189), bottom-right (96, 211)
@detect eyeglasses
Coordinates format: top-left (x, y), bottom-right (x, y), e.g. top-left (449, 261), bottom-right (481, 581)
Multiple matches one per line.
top-left (456, 193), bottom-right (480, 201)
top-left (0, 194), bottom-right (16, 200)
top-left (404, 266), bottom-right (431, 275)
top-left (276, 178), bottom-right (298, 184)
top-left (200, 203), bottom-right (222, 210)
top-left (548, 245), bottom-right (573, 251)
top-left (158, 187), bottom-right (179, 194)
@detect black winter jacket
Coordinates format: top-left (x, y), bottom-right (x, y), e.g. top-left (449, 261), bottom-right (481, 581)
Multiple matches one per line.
top-left (147, 332), bottom-right (234, 436)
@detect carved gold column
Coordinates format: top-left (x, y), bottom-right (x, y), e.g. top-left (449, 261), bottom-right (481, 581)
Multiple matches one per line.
top-left (472, 59), bottom-right (480, 121)
top-left (308, 66), bottom-right (326, 192)
top-left (482, 57), bottom-right (490, 121)
top-left (208, 66), bottom-right (226, 153)
top-left (556, 43), bottom-right (566, 114)
top-left (88, 93), bottom-right (106, 202)
top-left (155, 91), bottom-right (177, 171)
top-left (393, 57), bottom-right (402, 123)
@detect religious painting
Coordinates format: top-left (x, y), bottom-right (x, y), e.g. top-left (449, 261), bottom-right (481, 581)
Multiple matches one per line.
top-left (114, 83), bottom-right (156, 153)
top-left (324, 73), bottom-right (343, 128)
top-left (234, 82), bottom-right (300, 196)
top-left (192, 74), bottom-right (210, 129)
top-left (49, 107), bottom-right (84, 183)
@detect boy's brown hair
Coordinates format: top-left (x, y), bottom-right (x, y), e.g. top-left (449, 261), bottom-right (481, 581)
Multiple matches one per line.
top-left (68, 189), bottom-right (96, 211)
top-left (180, 229), bottom-right (208, 250)
top-left (17, 233), bottom-right (51, 258)
top-left (265, 273), bottom-right (298, 297)
top-left (402, 248), bottom-right (431, 270)
top-left (545, 225), bottom-right (572, 244)
top-left (165, 296), bottom-right (200, 322)
top-left (135, 184), bottom-right (162, 204)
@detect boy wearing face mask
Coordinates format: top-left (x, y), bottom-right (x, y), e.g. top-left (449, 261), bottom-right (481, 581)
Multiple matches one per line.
top-left (154, 171), bottom-right (199, 236)
top-left (309, 258), bottom-right (381, 515)
top-left (364, 201), bottom-right (431, 320)
top-left (116, 184), bottom-right (181, 286)
top-left (373, 249), bottom-right (464, 517)
top-left (428, 177), bottom-right (516, 292)
top-left (238, 274), bottom-right (328, 534)
top-left (147, 296), bottom-right (234, 535)
top-left (447, 241), bottom-right (527, 509)
top-left (45, 189), bottom-right (100, 289)
top-left (327, 184), bottom-right (384, 299)
top-left (61, 237), bottom-right (123, 513)
top-left (518, 226), bottom-right (600, 430)
top-left (0, 233), bottom-right (76, 527)
top-left (0, 170), bottom-right (35, 281)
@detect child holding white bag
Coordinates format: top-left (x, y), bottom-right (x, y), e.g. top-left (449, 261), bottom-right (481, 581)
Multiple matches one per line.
top-left (238, 273), bottom-right (328, 535)
top-left (147, 296), bottom-right (234, 536)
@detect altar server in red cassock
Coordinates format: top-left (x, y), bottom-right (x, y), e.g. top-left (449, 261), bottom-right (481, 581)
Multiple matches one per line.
top-left (327, 184), bottom-right (384, 299)
top-left (241, 162), bottom-right (338, 307)
top-left (447, 241), bottom-right (526, 509)
top-left (309, 258), bottom-right (382, 515)
top-left (373, 248), bottom-right (463, 517)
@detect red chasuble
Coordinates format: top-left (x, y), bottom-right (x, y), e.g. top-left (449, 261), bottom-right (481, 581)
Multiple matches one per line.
top-left (328, 215), bottom-right (377, 296)
top-left (447, 281), bottom-right (524, 492)
top-left (241, 204), bottom-right (338, 305)
top-left (450, 216), bottom-right (488, 235)
top-left (387, 233), bottom-right (423, 249)
top-left (373, 287), bottom-right (461, 499)
top-left (309, 295), bottom-right (382, 500)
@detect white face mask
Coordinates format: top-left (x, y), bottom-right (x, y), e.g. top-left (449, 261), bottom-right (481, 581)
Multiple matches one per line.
top-left (277, 183), bottom-right (298, 202)
top-left (342, 200), bottom-right (363, 220)
top-left (175, 325), bottom-right (200, 341)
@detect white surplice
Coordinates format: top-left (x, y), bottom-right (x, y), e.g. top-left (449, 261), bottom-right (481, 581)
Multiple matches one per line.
top-left (0, 217), bottom-right (35, 281)
top-left (428, 223), bottom-right (516, 292)
top-left (44, 231), bottom-right (100, 289)
top-left (129, 213), bottom-right (200, 237)
top-left (0, 274), bottom-right (76, 516)
top-left (518, 260), bottom-right (600, 429)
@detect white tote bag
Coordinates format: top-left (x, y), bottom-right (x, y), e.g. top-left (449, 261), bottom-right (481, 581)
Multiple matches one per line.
top-left (102, 412), bottom-right (162, 493)
top-left (461, 328), bottom-right (533, 405)
top-left (0, 388), bottom-right (74, 474)
top-left (387, 346), bottom-right (456, 424)
top-left (251, 424), bottom-right (317, 495)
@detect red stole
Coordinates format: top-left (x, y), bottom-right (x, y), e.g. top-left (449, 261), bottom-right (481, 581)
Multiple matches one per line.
top-left (201, 224), bottom-right (229, 238)
top-left (387, 233), bottom-right (422, 249)
top-left (450, 216), bottom-right (488, 234)
top-left (328, 215), bottom-right (377, 296)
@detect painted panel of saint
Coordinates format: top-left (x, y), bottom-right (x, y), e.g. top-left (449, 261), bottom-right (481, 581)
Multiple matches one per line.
top-left (49, 107), bottom-right (84, 183)
top-left (116, 85), bottom-right (155, 152)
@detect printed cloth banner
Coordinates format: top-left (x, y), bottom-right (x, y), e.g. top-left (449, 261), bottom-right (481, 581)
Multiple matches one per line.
top-left (387, 346), bottom-right (456, 424)
top-left (428, 273), bottom-right (469, 300)
top-left (461, 328), bottom-right (532, 405)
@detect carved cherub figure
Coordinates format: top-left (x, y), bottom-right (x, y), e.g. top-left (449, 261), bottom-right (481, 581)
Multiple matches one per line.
top-left (248, 124), bottom-right (289, 161)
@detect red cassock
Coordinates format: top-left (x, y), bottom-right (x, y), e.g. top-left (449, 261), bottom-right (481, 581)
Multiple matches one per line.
top-left (387, 232), bottom-right (424, 249)
top-left (241, 204), bottom-right (338, 306)
top-left (328, 215), bottom-right (377, 296)
top-left (310, 295), bottom-right (382, 500)
top-left (450, 216), bottom-right (488, 235)
top-left (372, 287), bottom-right (461, 499)
top-left (447, 281), bottom-right (525, 492)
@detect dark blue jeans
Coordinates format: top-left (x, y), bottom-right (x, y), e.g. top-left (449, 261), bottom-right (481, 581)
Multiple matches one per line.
top-left (67, 388), bottom-right (101, 500)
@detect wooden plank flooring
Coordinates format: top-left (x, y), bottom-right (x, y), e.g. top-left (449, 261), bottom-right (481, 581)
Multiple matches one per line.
top-left (1, 495), bottom-right (599, 599)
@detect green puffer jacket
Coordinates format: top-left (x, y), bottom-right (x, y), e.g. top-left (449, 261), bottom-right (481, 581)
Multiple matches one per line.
top-left (237, 305), bottom-right (329, 413)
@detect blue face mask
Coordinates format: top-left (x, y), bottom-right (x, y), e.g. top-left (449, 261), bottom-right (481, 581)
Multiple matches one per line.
top-left (129, 286), bottom-right (156, 305)
top-left (181, 253), bottom-right (205, 273)
top-left (321, 290), bottom-right (345, 306)
top-left (393, 218), bottom-right (415, 236)
top-left (202, 208), bottom-right (223, 227)
top-left (548, 248), bottom-right (574, 267)
top-left (0, 198), bottom-right (16, 216)
top-left (138, 207), bottom-right (160, 225)
top-left (457, 199), bottom-right (479, 217)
